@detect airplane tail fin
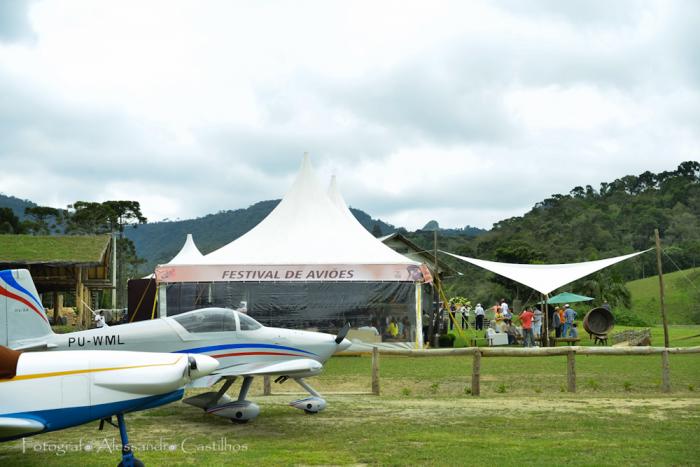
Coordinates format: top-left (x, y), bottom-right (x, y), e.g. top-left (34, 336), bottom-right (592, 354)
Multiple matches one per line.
top-left (0, 269), bottom-right (54, 348)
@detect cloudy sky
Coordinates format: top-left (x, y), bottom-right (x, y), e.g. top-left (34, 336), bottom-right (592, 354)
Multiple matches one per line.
top-left (0, 0), bottom-right (697, 230)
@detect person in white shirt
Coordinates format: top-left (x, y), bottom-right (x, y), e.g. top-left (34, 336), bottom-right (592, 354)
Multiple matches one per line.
top-left (474, 303), bottom-right (485, 330)
top-left (95, 311), bottom-right (106, 328)
top-left (459, 304), bottom-right (469, 329)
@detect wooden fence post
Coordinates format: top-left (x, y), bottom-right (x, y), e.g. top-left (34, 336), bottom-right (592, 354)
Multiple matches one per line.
top-left (263, 376), bottom-right (272, 396)
top-left (567, 349), bottom-right (576, 393)
top-left (372, 347), bottom-right (380, 396)
top-left (471, 349), bottom-right (481, 396)
top-left (661, 350), bottom-right (671, 393)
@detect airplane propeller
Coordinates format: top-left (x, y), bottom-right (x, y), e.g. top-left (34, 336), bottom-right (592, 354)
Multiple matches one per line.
top-left (335, 323), bottom-right (350, 344)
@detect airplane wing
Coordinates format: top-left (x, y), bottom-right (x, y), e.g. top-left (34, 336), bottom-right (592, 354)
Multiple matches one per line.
top-left (0, 417), bottom-right (45, 439)
top-left (213, 358), bottom-right (323, 377)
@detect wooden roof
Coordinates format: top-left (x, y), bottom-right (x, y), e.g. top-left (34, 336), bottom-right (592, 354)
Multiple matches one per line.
top-left (0, 234), bottom-right (111, 266)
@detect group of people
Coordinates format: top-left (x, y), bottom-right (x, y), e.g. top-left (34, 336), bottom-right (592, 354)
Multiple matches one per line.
top-left (444, 302), bottom-right (487, 331)
top-left (487, 299), bottom-right (545, 347)
top-left (551, 304), bottom-right (578, 338)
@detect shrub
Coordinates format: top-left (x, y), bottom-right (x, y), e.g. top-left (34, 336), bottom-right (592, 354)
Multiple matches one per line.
top-left (496, 383), bottom-right (507, 394)
top-left (588, 379), bottom-right (600, 391)
top-left (623, 381), bottom-right (633, 392)
top-left (612, 308), bottom-right (651, 327)
top-left (429, 382), bottom-right (439, 394)
top-left (464, 386), bottom-right (472, 395)
top-left (438, 334), bottom-right (456, 347)
top-left (401, 387), bottom-right (412, 396)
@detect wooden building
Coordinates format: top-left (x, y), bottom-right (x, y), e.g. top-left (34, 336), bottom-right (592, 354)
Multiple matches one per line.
top-left (0, 234), bottom-right (113, 327)
top-left (380, 232), bottom-right (455, 279)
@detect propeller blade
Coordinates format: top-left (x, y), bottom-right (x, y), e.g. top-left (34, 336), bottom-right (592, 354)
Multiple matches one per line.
top-left (335, 323), bottom-right (351, 344)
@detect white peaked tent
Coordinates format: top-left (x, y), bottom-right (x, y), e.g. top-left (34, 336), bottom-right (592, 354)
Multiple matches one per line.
top-left (142, 234), bottom-right (203, 278)
top-left (327, 174), bottom-right (361, 226)
top-left (442, 249), bottom-right (651, 295)
top-left (166, 234), bottom-right (203, 265)
top-left (156, 155), bottom-right (421, 281)
top-left (155, 155), bottom-right (428, 348)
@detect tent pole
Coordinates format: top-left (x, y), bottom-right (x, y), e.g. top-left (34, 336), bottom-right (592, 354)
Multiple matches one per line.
top-left (543, 293), bottom-right (550, 347)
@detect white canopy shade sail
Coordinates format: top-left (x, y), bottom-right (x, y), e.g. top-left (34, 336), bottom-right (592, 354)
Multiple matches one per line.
top-left (442, 249), bottom-right (651, 295)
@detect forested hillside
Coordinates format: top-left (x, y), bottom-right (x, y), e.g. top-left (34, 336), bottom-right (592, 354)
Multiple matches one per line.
top-left (427, 161), bottom-right (700, 315)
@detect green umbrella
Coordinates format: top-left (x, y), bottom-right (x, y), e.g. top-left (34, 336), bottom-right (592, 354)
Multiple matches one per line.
top-left (538, 292), bottom-right (594, 305)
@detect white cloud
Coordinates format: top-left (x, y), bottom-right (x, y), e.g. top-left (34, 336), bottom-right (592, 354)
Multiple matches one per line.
top-left (0, 0), bottom-right (698, 230)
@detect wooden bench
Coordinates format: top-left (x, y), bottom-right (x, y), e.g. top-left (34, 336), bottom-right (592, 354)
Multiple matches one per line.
top-left (554, 338), bottom-right (581, 346)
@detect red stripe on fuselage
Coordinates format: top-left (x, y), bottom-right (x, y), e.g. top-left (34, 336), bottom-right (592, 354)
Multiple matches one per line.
top-left (0, 286), bottom-right (48, 323)
top-left (211, 351), bottom-right (305, 359)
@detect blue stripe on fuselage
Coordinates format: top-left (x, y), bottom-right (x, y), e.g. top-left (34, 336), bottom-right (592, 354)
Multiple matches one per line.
top-left (174, 343), bottom-right (318, 357)
top-left (0, 389), bottom-right (184, 442)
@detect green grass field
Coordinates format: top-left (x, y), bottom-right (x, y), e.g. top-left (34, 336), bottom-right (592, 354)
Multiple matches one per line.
top-left (1, 326), bottom-right (699, 466)
top-left (626, 267), bottom-right (700, 324)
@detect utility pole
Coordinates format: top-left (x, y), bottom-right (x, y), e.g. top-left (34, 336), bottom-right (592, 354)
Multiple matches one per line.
top-left (654, 228), bottom-right (670, 348)
top-left (428, 229), bottom-right (438, 347)
top-left (111, 231), bottom-right (117, 309)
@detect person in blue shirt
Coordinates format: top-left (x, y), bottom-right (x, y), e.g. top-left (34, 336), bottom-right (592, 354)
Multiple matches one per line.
top-left (562, 304), bottom-right (577, 337)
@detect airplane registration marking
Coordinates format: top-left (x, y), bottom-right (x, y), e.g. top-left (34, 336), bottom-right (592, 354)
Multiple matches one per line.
top-left (0, 357), bottom-right (184, 383)
top-left (67, 335), bottom-right (125, 347)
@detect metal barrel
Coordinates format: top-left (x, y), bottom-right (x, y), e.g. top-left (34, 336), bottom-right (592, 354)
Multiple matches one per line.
top-left (582, 307), bottom-right (615, 335)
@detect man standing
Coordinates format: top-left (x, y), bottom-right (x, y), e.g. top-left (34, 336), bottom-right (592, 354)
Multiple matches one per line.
top-left (552, 308), bottom-right (561, 338)
top-left (562, 304), bottom-right (577, 337)
top-left (474, 303), bottom-right (485, 330)
top-left (519, 307), bottom-right (535, 347)
top-left (532, 306), bottom-right (543, 342)
top-left (95, 310), bottom-right (106, 329)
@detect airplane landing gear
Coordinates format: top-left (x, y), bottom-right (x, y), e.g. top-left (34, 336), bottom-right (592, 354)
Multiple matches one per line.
top-left (188, 376), bottom-right (261, 423)
top-left (289, 378), bottom-right (327, 414)
top-left (116, 413), bottom-right (144, 467)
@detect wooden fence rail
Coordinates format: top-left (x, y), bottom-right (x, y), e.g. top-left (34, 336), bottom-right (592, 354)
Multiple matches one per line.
top-left (367, 346), bottom-right (700, 396)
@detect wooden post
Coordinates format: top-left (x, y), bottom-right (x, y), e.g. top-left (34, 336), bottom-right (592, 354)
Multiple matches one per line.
top-left (661, 349), bottom-right (671, 393)
top-left (471, 349), bottom-right (481, 396)
top-left (76, 267), bottom-right (83, 329)
top-left (371, 346), bottom-right (380, 396)
top-left (655, 229), bottom-right (670, 348)
top-left (263, 376), bottom-right (272, 396)
top-left (56, 294), bottom-right (63, 325)
top-left (567, 348), bottom-right (576, 393)
top-left (52, 291), bottom-right (59, 325)
top-left (83, 285), bottom-right (91, 328)
top-left (543, 293), bottom-right (550, 347)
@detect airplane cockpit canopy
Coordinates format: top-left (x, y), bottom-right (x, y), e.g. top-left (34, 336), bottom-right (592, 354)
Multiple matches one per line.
top-left (171, 307), bottom-right (262, 333)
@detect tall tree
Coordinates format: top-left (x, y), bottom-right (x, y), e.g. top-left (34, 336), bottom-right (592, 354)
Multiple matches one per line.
top-left (66, 201), bottom-right (147, 307)
top-left (24, 206), bottom-right (61, 235)
top-left (0, 208), bottom-right (23, 234)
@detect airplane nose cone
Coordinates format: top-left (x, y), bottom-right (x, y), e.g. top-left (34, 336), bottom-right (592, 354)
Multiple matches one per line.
top-left (189, 354), bottom-right (219, 379)
top-left (336, 338), bottom-right (352, 353)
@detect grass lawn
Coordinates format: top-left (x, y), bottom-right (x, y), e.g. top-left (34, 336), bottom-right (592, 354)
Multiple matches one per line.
top-left (625, 267), bottom-right (700, 324)
top-left (2, 326), bottom-right (699, 466)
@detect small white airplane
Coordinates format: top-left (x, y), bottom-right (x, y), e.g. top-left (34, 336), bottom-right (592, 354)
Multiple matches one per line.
top-left (0, 344), bottom-right (218, 467)
top-left (1, 269), bottom-right (352, 423)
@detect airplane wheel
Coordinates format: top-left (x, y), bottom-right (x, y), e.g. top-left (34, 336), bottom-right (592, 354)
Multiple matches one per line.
top-left (304, 410), bottom-right (318, 415)
top-left (231, 418), bottom-right (249, 424)
top-left (118, 458), bottom-right (144, 467)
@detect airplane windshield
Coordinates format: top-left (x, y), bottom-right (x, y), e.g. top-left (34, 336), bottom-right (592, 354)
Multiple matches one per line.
top-left (172, 308), bottom-right (237, 333)
top-left (237, 312), bottom-right (262, 331)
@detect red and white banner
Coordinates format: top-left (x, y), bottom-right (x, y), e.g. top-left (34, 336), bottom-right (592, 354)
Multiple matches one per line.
top-left (155, 263), bottom-right (426, 283)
